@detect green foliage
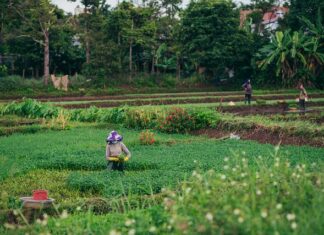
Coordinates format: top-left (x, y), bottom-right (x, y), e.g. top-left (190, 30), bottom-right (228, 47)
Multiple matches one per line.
top-left (1, 99), bottom-right (59, 118)
top-left (0, 76), bottom-right (43, 92)
top-left (178, 0), bottom-right (254, 80)
top-left (258, 30), bottom-right (324, 87)
top-left (158, 107), bottom-right (194, 133)
top-left (0, 65), bottom-right (8, 77)
top-left (161, 152), bottom-right (324, 235)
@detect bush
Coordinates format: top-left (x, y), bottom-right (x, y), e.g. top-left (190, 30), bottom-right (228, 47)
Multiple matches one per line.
top-left (124, 109), bottom-right (160, 129)
top-left (189, 109), bottom-right (221, 129)
top-left (0, 65), bottom-right (8, 77)
top-left (158, 107), bottom-right (194, 133)
top-left (1, 99), bottom-right (59, 118)
top-left (139, 130), bottom-right (156, 145)
top-left (0, 76), bottom-right (43, 91)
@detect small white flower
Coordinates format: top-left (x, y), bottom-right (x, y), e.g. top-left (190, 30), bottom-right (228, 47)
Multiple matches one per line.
top-left (76, 206), bottom-right (81, 211)
top-left (185, 187), bottom-right (191, 194)
top-left (242, 182), bottom-right (248, 187)
top-left (13, 210), bottom-right (18, 216)
top-left (233, 209), bottom-right (240, 215)
top-left (274, 162), bottom-right (280, 167)
top-left (192, 170), bottom-right (197, 176)
top-left (220, 174), bottom-right (226, 180)
top-left (224, 157), bottom-right (229, 162)
top-left (238, 217), bottom-right (244, 223)
top-left (60, 210), bottom-right (68, 219)
top-left (128, 229), bottom-right (136, 235)
top-left (223, 165), bottom-right (229, 170)
top-left (43, 213), bottom-right (48, 220)
top-left (205, 212), bottom-right (213, 222)
top-left (286, 162), bottom-right (290, 167)
top-left (232, 168), bottom-right (237, 172)
top-left (242, 158), bottom-right (246, 162)
top-left (125, 219), bottom-right (134, 227)
top-left (242, 151), bottom-right (246, 155)
top-left (261, 210), bottom-right (268, 218)
top-left (178, 196), bottom-right (184, 201)
top-left (230, 181), bottom-right (236, 186)
top-left (206, 190), bottom-right (211, 194)
top-left (256, 189), bottom-right (262, 195)
top-left (286, 213), bottom-right (296, 221)
top-left (291, 222), bottom-right (297, 230)
top-left (301, 164), bottom-right (306, 169)
top-left (270, 173), bottom-right (274, 178)
top-left (149, 226), bottom-right (157, 233)
top-left (276, 204), bottom-right (282, 210)
top-left (275, 157), bottom-right (280, 162)
top-left (109, 230), bottom-right (121, 235)
top-left (240, 173), bottom-right (246, 178)
top-left (273, 181), bottom-right (278, 186)
top-left (258, 155), bottom-right (262, 159)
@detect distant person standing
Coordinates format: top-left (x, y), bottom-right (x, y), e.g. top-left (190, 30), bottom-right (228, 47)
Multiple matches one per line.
top-left (242, 79), bottom-right (252, 105)
top-left (298, 84), bottom-right (308, 112)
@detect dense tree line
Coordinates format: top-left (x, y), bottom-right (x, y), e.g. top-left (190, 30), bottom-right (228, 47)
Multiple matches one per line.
top-left (0, 0), bottom-right (323, 88)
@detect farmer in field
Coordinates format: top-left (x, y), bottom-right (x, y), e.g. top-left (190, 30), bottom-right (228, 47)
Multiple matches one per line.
top-left (106, 131), bottom-right (131, 171)
top-left (298, 84), bottom-right (308, 112)
top-left (242, 79), bottom-right (252, 105)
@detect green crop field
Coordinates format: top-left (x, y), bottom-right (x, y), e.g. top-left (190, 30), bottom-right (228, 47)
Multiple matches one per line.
top-left (0, 123), bottom-right (323, 234)
top-left (0, 94), bottom-right (323, 235)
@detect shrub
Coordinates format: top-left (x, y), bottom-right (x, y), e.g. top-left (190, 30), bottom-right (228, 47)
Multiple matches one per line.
top-left (124, 109), bottom-right (159, 129)
top-left (189, 109), bottom-right (221, 129)
top-left (139, 130), bottom-right (156, 145)
top-left (158, 107), bottom-right (194, 133)
top-left (0, 99), bottom-right (59, 118)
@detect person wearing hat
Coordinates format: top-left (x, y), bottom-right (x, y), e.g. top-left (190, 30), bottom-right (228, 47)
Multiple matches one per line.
top-left (106, 131), bottom-right (131, 171)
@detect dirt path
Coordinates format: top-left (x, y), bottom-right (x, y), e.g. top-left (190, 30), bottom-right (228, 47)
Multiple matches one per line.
top-left (57, 96), bottom-right (324, 109)
top-left (192, 128), bottom-right (324, 147)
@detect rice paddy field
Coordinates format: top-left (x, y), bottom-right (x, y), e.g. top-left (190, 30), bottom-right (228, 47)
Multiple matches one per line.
top-left (0, 89), bottom-right (323, 235)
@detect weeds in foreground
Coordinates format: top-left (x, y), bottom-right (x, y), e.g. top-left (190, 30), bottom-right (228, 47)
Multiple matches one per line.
top-left (1, 147), bottom-right (323, 235)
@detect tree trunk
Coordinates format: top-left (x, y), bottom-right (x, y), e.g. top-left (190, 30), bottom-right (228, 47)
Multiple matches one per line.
top-left (176, 56), bottom-right (181, 80)
top-left (86, 36), bottom-right (90, 64)
top-left (44, 30), bottom-right (50, 85)
top-left (129, 19), bottom-right (134, 81)
top-left (22, 68), bottom-right (25, 79)
top-left (36, 67), bottom-right (39, 79)
top-left (151, 54), bottom-right (155, 74)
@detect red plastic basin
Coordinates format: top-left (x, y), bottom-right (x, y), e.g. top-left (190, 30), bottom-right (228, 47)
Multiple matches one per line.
top-left (32, 190), bottom-right (48, 200)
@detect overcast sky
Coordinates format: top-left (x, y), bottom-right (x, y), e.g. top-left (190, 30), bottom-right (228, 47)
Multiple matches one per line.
top-left (51, 0), bottom-right (252, 13)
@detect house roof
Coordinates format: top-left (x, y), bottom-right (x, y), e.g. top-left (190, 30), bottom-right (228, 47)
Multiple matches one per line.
top-left (262, 7), bottom-right (289, 24)
top-left (240, 6), bottom-right (289, 27)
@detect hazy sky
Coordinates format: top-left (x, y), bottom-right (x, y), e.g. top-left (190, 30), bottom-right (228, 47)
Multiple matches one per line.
top-left (51, 0), bottom-right (252, 13)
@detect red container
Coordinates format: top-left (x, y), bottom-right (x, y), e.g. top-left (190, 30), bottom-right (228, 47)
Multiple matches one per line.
top-left (32, 190), bottom-right (48, 200)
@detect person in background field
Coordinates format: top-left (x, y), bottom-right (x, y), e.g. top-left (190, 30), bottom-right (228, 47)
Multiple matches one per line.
top-left (242, 79), bottom-right (252, 105)
top-left (106, 131), bottom-right (131, 172)
top-left (298, 84), bottom-right (308, 112)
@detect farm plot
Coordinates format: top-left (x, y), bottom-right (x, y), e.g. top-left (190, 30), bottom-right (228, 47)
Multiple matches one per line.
top-left (0, 125), bottom-right (323, 234)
